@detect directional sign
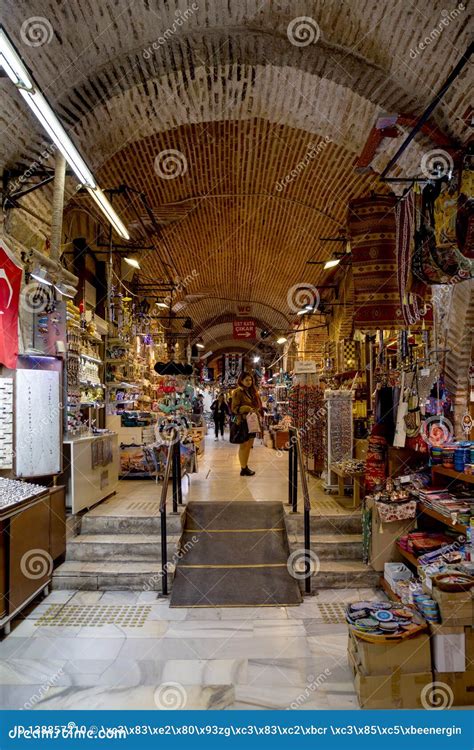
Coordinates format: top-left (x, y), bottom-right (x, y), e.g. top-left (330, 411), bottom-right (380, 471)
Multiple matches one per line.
top-left (233, 319), bottom-right (256, 340)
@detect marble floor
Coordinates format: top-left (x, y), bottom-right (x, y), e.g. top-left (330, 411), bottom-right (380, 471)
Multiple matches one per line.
top-left (0, 586), bottom-right (383, 710)
top-left (0, 433), bottom-right (374, 710)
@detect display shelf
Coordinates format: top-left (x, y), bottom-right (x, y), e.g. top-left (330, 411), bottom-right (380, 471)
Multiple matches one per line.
top-left (379, 577), bottom-right (401, 602)
top-left (432, 465), bottom-right (474, 484)
top-left (396, 543), bottom-right (420, 569)
top-left (418, 501), bottom-right (467, 534)
top-left (80, 379), bottom-right (104, 387)
top-left (80, 353), bottom-right (103, 364)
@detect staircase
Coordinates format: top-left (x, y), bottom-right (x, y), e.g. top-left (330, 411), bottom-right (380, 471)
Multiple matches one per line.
top-left (52, 512), bottom-right (183, 591)
top-left (285, 510), bottom-right (378, 589)
top-left (170, 501), bottom-right (302, 607)
top-left (52, 501), bottom-right (377, 593)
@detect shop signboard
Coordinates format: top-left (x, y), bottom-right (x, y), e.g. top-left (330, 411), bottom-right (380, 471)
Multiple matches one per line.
top-left (294, 359), bottom-right (317, 374)
top-left (233, 319), bottom-right (256, 340)
top-left (0, 244), bottom-right (22, 369)
top-left (234, 303), bottom-right (252, 317)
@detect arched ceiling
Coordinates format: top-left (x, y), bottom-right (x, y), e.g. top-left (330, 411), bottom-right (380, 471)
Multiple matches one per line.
top-left (1, 0), bottom-right (472, 352)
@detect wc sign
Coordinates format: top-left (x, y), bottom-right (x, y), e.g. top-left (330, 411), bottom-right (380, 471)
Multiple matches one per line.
top-left (235, 303), bottom-right (252, 317)
top-left (233, 319), bottom-right (256, 340)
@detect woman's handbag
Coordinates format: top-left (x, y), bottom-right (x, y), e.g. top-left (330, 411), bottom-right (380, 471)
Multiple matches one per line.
top-left (246, 411), bottom-right (260, 433)
top-left (229, 416), bottom-right (249, 444)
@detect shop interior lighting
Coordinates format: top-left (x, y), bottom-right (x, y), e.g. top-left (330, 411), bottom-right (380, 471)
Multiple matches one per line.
top-left (277, 336), bottom-right (287, 344)
top-left (30, 266), bottom-right (53, 286)
top-left (124, 257), bottom-right (140, 270)
top-left (253, 356), bottom-right (260, 363)
top-left (196, 339), bottom-right (205, 349)
top-left (0, 26), bottom-right (129, 240)
top-left (323, 258), bottom-right (341, 270)
top-left (54, 281), bottom-right (76, 298)
top-left (156, 301), bottom-right (168, 309)
top-left (297, 309), bottom-right (308, 315)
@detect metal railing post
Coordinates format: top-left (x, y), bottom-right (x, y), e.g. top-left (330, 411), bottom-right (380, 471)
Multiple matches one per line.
top-left (176, 439), bottom-right (183, 506)
top-left (289, 426), bottom-right (312, 594)
top-left (292, 439), bottom-right (298, 513)
top-left (159, 427), bottom-right (178, 596)
top-left (288, 441), bottom-right (294, 506)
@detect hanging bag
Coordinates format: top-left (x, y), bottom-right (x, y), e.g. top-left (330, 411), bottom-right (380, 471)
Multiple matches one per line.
top-left (404, 370), bottom-right (421, 438)
top-left (229, 416), bottom-right (249, 444)
top-left (246, 411), bottom-right (260, 433)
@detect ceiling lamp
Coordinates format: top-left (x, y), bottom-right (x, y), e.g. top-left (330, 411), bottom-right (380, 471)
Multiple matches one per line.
top-left (0, 26), bottom-right (129, 240)
top-left (323, 258), bottom-right (341, 270)
top-left (54, 281), bottom-right (76, 298)
top-left (124, 257), bottom-right (140, 270)
top-left (296, 309), bottom-right (307, 316)
top-left (277, 336), bottom-right (287, 344)
top-left (30, 266), bottom-right (52, 286)
top-left (196, 338), bottom-right (205, 349)
top-left (156, 301), bottom-right (168, 309)
top-left (253, 356), bottom-right (260, 363)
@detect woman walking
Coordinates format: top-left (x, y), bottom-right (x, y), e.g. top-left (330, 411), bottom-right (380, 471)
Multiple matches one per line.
top-left (231, 372), bottom-right (262, 476)
top-left (210, 393), bottom-right (230, 440)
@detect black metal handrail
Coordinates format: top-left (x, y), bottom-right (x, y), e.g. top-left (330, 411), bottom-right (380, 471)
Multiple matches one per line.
top-left (288, 426), bottom-right (312, 594)
top-left (159, 429), bottom-right (183, 596)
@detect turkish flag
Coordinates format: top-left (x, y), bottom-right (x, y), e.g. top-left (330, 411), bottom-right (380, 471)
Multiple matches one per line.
top-left (0, 244), bottom-right (22, 369)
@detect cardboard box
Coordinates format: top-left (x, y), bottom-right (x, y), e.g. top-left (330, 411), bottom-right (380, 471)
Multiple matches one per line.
top-left (348, 630), bottom-right (431, 675)
top-left (367, 497), bottom-right (416, 572)
top-left (466, 627), bottom-right (474, 671)
top-left (349, 650), bottom-right (432, 709)
top-left (432, 586), bottom-right (474, 627)
top-left (434, 670), bottom-right (474, 706)
top-left (430, 624), bottom-right (466, 672)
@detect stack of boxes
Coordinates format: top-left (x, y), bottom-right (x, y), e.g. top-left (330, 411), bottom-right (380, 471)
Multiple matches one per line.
top-left (430, 584), bottom-right (474, 706)
top-left (348, 629), bottom-right (432, 708)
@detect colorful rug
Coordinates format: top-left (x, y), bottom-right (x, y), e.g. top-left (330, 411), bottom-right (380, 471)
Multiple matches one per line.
top-left (348, 195), bottom-right (403, 329)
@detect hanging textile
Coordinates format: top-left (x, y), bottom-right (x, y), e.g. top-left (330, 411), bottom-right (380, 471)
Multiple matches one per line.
top-left (456, 154), bottom-right (474, 259)
top-left (348, 195), bottom-right (403, 328)
top-left (395, 190), bottom-right (432, 326)
top-left (412, 180), bottom-right (472, 284)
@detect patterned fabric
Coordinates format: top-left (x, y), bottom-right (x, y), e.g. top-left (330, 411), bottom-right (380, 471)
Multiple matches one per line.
top-left (395, 190), bottom-right (432, 326)
top-left (289, 385), bottom-right (325, 465)
top-left (348, 195), bottom-right (403, 328)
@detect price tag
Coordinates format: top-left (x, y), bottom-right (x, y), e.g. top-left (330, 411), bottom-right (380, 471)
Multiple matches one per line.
top-left (399, 475), bottom-right (411, 484)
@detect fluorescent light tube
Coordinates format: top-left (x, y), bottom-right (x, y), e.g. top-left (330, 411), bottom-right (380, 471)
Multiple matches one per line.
top-left (86, 186), bottom-right (130, 240)
top-left (0, 26), bottom-right (129, 240)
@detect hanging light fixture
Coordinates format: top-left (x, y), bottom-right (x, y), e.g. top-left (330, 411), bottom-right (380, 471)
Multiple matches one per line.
top-left (0, 25), bottom-right (129, 240)
top-left (124, 257), bottom-right (140, 269)
top-left (30, 265), bottom-right (53, 286)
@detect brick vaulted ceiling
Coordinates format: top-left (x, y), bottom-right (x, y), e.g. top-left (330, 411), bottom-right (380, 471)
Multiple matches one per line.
top-left (0, 1), bottom-right (472, 352)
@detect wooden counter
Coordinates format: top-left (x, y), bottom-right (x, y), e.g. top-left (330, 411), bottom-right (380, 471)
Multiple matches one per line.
top-left (0, 486), bottom-right (66, 635)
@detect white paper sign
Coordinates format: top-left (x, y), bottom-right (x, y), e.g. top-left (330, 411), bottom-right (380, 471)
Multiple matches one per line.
top-left (15, 369), bottom-right (61, 477)
top-left (294, 360), bottom-right (317, 374)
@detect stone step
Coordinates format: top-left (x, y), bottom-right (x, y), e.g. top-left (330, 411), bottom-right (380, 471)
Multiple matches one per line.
top-left (52, 560), bottom-right (173, 591)
top-left (289, 533), bottom-right (363, 560)
top-left (66, 534), bottom-right (180, 562)
top-left (285, 512), bottom-right (362, 535)
top-left (298, 560), bottom-right (379, 591)
top-left (80, 513), bottom-right (184, 536)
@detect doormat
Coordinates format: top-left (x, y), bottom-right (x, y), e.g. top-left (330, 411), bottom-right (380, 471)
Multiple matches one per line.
top-left (35, 604), bottom-right (152, 628)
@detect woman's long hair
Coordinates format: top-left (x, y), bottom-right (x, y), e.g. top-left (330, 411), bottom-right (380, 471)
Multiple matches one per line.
top-left (237, 371), bottom-right (262, 409)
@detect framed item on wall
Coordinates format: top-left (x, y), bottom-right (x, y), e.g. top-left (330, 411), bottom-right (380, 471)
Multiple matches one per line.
top-left (15, 368), bottom-right (61, 477)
